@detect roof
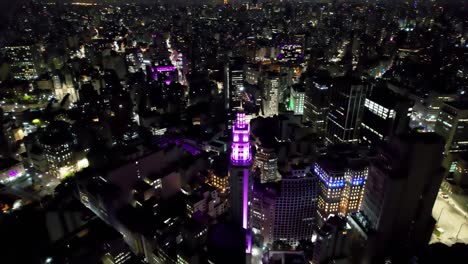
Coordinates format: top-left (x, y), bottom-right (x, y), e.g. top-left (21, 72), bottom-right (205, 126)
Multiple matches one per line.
top-left (368, 86), bottom-right (412, 109)
top-left (209, 141), bottom-right (224, 148)
top-left (399, 131), bottom-right (444, 145)
top-left (445, 101), bottom-right (468, 111)
top-left (316, 155), bottom-right (348, 173)
top-left (40, 121), bottom-right (73, 146)
top-left (318, 215), bottom-right (348, 236)
top-left (0, 158), bottom-right (20, 171)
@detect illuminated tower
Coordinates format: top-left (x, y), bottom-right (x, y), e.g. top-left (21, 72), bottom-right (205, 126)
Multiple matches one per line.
top-left (229, 110), bottom-right (253, 254)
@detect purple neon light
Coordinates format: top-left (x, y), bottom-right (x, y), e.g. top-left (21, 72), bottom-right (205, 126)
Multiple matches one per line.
top-left (231, 111), bottom-right (252, 165)
top-left (8, 170), bottom-right (19, 177)
top-left (246, 230), bottom-right (252, 254)
top-left (237, 112), bottom-right (246, 127)
top-left (242, 169), bottom-right (248, 229)
top-left (156, 66), bottom-right (176, 72)
top-left (314, 164), bottom-right (345, 188)
top-left (157, 137), bottom-right (201, 156)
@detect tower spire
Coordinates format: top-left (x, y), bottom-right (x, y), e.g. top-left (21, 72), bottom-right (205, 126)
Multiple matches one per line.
top-left (229, 110), bottom-right (253, 255)
top-left (230, 111), bottom-right (251, 165)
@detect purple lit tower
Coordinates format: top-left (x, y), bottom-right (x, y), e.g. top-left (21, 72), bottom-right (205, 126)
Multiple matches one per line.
top-left (229, 110), bottom-right (253, 255)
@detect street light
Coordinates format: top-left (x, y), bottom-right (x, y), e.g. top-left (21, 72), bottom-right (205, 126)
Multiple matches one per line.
top-left (456, 223), bottom-right (467, 241)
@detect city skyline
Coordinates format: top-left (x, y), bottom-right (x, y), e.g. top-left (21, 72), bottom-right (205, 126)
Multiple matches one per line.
top-left (0, 0), bottom-right (467, 263)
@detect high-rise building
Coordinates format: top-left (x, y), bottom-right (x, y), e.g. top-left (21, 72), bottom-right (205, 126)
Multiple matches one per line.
top-left (224, 58), bottom-right (245, 111)
top-left (0, 110), bottom-right (18, 156)
top-left (40, 121), bottom-right (76, 177)
top-left (278, 67), bottom-right (293, 104)
top-left (2, 45), bottom-right (39, 81)
top-left (304, 77), bottom-right (330, 136)
top-left (261, 72), bottom-right (280, 117)
top-left (252, 167), bottom-right (318, 246)
top-left (289, 84), bottom-right (305, 115)
top-left (360, 88), bottom-right (413, 145)
top-left (453, 153), bottom-right (468, 190)
top-left (360, 132), bottom-right (445, 259)
top-left (326, 77), bottom-right (368, 144)
top-left (244, 63), bottom-right (260, 85)
top-left (434, 101), bottom-right (468, 172)
top-left (229, 110), bottom-right (253, 254)
top-left (314, 154), bottom-right (367, 223)
top-left (422, 91), bottom-right (457, 131)
top-left (312, 215), bottom-right (350, 264)
top-left (253, 144), bottom-right (279, 183)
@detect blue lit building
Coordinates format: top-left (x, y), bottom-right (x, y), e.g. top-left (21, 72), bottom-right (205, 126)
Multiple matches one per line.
top-left (314, 154), bottom-right (368, 223)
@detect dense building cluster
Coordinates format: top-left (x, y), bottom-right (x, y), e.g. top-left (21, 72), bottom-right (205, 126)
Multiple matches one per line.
top-left (0, 0), bottom-right (467, 264)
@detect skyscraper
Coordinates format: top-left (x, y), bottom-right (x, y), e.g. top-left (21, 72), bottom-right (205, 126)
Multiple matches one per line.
top-left (360, 132), bottom-right (445, 260)
top-left (312, 215), bottom-right (350, 264)
top-left (453, 154), bottom-right (468, 189)
top-left (244, 63), bottom-right (260, 85)
top-left (253, 144), bottom-right (279, 183)
top-left (434, 101), bottom-right (468, 172)
top-left (326, 77), bottom-right (368, 144)
top-left (229, 110), bottom-right (253, 254)
top-left (304, 76), bottom-right (330, 137)
top-left (2, 45), bottom-right (39, 81)
top-left (261, 72), bottom-right (280, 117)
top-left (314, 153), bottom-right (367, 224)
top-left (252, 167), bottom-right (318, 246)
top-left (360, 87), bottom-right (412, 145)
top-left (224, 58), bottom-right (245, 111)
top-left (289, 84), bottom-right (305, 115)
top-left (40, 121), bottom-right (75, 177)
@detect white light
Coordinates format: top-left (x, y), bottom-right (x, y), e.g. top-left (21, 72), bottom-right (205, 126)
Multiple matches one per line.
top-left (252, 247), bottom-right (261, 256)
top-left (77, 158), bottom-right (89, 170)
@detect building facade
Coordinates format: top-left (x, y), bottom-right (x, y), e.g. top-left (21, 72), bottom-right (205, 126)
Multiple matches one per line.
top-left (253, 144), bottom-right (279, 183)
top-left (360, 88), bottom-right (412, 145)
top-left (3, 45), bottom-right (39, 80)
top-left (434, 101), bottom-right (468, 172)
top-left (252, 171), bottom-right (318, 246)
top-left (312, 215), bottom-right (350, 264)
top-left (224, 58), bottom-right (245, 111)
top-left (289, 84), bottom-right (305, 115)
top-left (326, 77), bottom-right (368, 144)
top-left (261, 72), bottom-right (280, 117)
top-left (304, 79), bottom-right (330, 137)
top-left (360, 133), bottom-right (445, 259)
top-left (229, 111), bottom-right (253, 254)
top-left (314, 156), bottom-right (367, 223)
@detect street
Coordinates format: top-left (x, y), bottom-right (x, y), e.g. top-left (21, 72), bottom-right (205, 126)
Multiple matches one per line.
top-left (430, 192), bottom-right (468, 245)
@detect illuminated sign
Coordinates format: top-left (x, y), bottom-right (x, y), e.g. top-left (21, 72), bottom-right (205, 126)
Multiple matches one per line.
top-left (8, 170), bottom-right (19, 177)
top-left (155, 66), bottom-right (176, 72)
